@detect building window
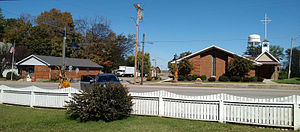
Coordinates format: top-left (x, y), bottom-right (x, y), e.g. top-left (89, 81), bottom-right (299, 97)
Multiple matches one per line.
top-left (212, 52), bottom-right (216, 76)
top-left (26, 67), bottom-right (34, 74)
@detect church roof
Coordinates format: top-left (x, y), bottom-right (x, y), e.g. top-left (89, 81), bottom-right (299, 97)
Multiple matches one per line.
top-left (171, 45), bottom-right (262, 65)
top-left (171, 45), bottom-right (280, 66)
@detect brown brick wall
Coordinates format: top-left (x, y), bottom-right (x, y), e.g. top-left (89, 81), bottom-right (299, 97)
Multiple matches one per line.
top-left (189, 55), bottom-right (201, 75)
top-left (189, 49), bottom-right (231, 80)
top-left (19, 65), bottom-right (101, 81)
top-left (34, 65), bottom-right (50, 80)
top-left (50, 66), bottom-right (101, 81)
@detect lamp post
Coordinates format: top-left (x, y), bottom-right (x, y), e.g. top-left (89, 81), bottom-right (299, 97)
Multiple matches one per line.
top-left (174, 54), bottom-right (178, 82)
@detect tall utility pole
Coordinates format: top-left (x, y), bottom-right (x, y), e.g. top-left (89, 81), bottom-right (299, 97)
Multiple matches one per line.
top-left (141, 33), bottom-right (145, 85)
top-left (133, 3), bottom-right (143, 84)
top-left (10, 41), bottom-right (15, 80)
top-left (288, 37), bottom-right (293, 79)
top-left (62, 26), bottom-right (66, 70)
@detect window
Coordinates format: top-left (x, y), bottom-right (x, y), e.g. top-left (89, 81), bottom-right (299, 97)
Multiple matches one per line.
top-left (26, 67), bottom-right (34, 74)
top-left (263, 43), bottom-right (268, 47)
top-left (212, 52), bottom-right (216, 76)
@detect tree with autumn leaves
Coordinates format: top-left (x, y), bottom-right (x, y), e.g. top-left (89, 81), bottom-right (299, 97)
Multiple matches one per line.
top-left (0, 8), bottom-right (139, 73)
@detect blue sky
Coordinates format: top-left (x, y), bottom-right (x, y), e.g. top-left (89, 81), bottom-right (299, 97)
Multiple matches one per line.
top-left (1, 0), bottom-right (300, 70)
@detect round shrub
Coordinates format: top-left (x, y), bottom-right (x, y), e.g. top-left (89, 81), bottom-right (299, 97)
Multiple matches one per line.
top-left (257, 77), bottom-right (264, 82)
top-left (6, 72), bottom-right (21, 80)
top-left (186, 75), bottom-right (193, 81)
top-left (218, 75), bottom-right (229, 82)
top-left (242, 77), bottom-right (251, 82)
top-left (208, 77), bottom-right (216, 82)
top-left (278, 72), bottom-right (288, 80)
top-left (250, 76), bottom-right (257, 82)
top-left (147, 75), bottom-right (152, 81)
top-left (178, 75), bottom-right (185, 81)
top-left (200, 75), bottom-right (207, 81)
top-left (230, 76), bottom-right (241, 82)
top-left (192, 74), bottom-right (198, 80)
top-left (66, 83), bottom-right (133, 122)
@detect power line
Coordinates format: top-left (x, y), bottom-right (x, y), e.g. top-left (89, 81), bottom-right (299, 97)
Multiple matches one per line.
top-left (144, 36), bottom-right (295, 44)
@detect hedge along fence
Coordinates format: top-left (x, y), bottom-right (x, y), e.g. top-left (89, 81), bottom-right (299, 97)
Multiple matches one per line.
top-left (0, 85), bottom-right (300, 130)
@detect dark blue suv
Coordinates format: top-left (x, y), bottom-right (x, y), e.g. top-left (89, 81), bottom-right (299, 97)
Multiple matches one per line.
top-left (80, 73), bottom-right (121, 91)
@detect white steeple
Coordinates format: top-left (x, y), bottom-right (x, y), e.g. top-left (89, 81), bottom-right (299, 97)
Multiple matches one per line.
top-left (262, 40), bottom-right (270, 52)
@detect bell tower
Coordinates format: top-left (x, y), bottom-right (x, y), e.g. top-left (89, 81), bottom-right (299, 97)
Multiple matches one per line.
top-left (261, 40), bottom-right (269, 52)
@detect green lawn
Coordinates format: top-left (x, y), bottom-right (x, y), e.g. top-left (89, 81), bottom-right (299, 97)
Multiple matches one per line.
top-left (0, 104), bottom-right (290, 132)
top-left (273, 78), bottom-right (300, 84)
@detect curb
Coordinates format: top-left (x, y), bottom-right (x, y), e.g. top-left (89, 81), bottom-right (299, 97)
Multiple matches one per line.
top-left (142, 82), bottom-right (300, 90)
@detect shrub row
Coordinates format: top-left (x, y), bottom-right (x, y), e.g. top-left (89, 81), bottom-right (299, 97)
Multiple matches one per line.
top-left (178, 74), bottom-right (207, 81)
top-left (177, 74), bottom-right (264, 82)
top-left (218, 75), bottom-right (264, 82)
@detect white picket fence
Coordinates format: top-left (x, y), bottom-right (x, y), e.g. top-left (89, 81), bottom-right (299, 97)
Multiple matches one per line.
top-left (0, 85), bottom-right (80, 108)
top-left (0, 85), bottom-right (299, 130)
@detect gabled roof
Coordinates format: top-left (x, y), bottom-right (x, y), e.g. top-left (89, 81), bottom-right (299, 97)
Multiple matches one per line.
top-left (171, 45), bottom-right (262, 65)
top-left (255, 51), bottom-right (280, 64)
top-left (16, 55), bottom-right (103, 68)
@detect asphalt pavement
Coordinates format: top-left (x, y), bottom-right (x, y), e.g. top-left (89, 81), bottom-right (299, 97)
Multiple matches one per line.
top-left (1, 81), bottom-right (300, 98)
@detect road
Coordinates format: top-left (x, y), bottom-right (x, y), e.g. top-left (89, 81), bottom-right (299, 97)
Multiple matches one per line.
top-left (1, 81), bottom-right (300, 98)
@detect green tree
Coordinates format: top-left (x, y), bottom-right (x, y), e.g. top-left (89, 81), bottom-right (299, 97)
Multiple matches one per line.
top-left (1, 16), bottom-right (32, 62)
top-left (125, 51), bottom-right (151, 76)
top-left (0, 8), bottom-right (5, 40)
top-left (269, 45), bottom-right (284, 59)
top-left (179, 51), bottom-right (192, 58)
top-left (244, 46), bottom-right (261, 57)
top-left (244, 45), bottom-right (284, 59)
top-left (168, 51), bottom-right (192, 74)
top-left (227, 55), bottom-right (253, 77)
top-left (76, 17), bottom-right (135, 72)
top-left (0, 42), bottom-right (11, 77)
top-left (286, 46), bottom-right (300, 77)
top-left (34, 8), bottom-right (75, 57)
top-left (178, 58), bottom-right (193, 76)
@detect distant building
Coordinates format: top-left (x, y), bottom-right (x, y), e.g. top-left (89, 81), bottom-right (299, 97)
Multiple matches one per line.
top-left (16, 55), bottom-right (103, 81)
top-left (171, 45), bottom-right (280, 80)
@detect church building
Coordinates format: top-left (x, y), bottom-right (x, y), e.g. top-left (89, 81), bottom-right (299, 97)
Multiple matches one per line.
top-left (171, 40), bottom-right (280, 80)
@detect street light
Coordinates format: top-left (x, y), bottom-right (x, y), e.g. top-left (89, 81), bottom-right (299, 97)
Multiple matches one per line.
top-left (173, 54), bottom-right (178, 82)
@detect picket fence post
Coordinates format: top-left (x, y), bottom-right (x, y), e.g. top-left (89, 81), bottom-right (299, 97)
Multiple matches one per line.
top-left (68, 90), bottom-right (72, 102)
top-left (30, 91), bottom-right (35, 107)
top-left (219, 93), bottom-right (224, 123)
top-left (158, 93), bottom-right (164, 116)
top-left (294, 95), bottom-right (300, 130)
top-left (0, 88), bottom-right (3, 104)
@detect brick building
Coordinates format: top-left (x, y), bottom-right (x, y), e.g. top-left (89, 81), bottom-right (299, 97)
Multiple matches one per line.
top-left (16, 55), bottom-right (103, 81)
top-left (171, 45), bottom-right (280, 80)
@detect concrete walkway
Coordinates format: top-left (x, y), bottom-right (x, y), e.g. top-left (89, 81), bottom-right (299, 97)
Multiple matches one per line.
top-left (263, 79), bottom-right (278, 84)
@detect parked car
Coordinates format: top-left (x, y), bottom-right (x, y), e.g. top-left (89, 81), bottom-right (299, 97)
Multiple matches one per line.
top-left (80, 73), bottom-right (121, 91)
